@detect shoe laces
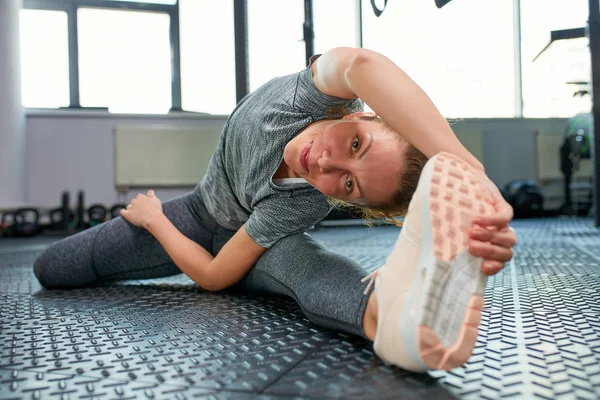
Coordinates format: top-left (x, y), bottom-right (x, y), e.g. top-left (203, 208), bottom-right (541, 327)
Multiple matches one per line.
top-left (360, 269), bottom-right (379, 295)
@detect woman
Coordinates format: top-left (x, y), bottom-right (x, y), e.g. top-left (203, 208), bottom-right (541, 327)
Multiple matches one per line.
top-left (34, 47), bottom-right (516, 373)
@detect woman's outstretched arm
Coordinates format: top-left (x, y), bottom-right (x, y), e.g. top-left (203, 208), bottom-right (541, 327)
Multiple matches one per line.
top-left (313, 48), bottom-right (515, 275)
top-left (312, 47), bottom-right (484, 172)
top-left (121, 191), bottom-right (267, 291)
top-left (145, 218), bottom-right (266, 291)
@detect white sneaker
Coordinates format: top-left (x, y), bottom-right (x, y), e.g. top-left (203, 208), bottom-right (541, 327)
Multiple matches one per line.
top-left (362, 152), bottom-right (495, 372)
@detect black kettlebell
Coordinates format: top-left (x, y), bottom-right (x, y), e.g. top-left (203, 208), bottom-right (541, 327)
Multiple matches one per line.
top-left (87, 204), bottom-right (108, 227)
top-left (14, 208), bottom-right (40, 237)
top-left (504, 180), bottom-right (544, 218)
top-left (49, 208), bottom-right (75, 231)
top-left (1, 212), bottom-right (16, 238)
top-left (110, 204), bottom-right (127, 219)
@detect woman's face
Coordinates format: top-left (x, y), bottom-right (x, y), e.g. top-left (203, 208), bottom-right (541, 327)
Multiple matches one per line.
top-left (283, 113), bottom-right (406, 206)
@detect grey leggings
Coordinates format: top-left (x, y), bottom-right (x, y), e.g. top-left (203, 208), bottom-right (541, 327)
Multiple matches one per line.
top-left (33, 191), bottom-right (371, 339)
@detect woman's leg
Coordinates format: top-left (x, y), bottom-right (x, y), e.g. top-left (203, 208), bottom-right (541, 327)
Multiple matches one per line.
top-left (34, 191), bottom-right (218, 289)
top-left (228, 232), bottom-right (372, 339)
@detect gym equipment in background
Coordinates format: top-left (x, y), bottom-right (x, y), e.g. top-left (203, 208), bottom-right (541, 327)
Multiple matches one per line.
top-left (0, 208), bottom-right (40, 238)
top-left (110, 204), bottom-right (127, 219)
top-left (370, 0), bottom-right (387, 17)
top-left (533, 27), bottom-right (595, 217)
top-left (533, 27), bottom-right (587, 63)
top-left (46, 191), bottom-right (73, 233)
top-left (48, 208), bottom-right (75, 231)
top-left (41, 191), bottom-right (82, 235)
top-left (46, 191), bottom-right (113, 232)
top-left (504, 180), bottom-right (545, 218)
top-left (435, 0), bottom-right (453, 8)
top-left (13, 208), bottom-right (40, 237)
top-left (1, 192), bottom-right (131, 238)
top-left (0, 211), bottom-right (16, 238)
top-left (43, 195), bottom-right (114, 233)
top-left (371, 0), bottom-right (453, 17)
top-left (88, 204), bottom-right (108, 227)
top-left (76, 190), bottom-right (86, 230)
top-left (560, 111), bottom-right (594, 216)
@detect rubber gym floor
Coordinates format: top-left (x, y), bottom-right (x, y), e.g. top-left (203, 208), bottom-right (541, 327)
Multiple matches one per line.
top-left (1, 217), bottom-right (599, 400)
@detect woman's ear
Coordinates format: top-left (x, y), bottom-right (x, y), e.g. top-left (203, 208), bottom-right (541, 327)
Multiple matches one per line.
top-left (342, 111), bottom-right (378, 120)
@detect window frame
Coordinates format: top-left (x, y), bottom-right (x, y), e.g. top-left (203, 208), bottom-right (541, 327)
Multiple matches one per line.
top-left (21, 0), bottom-right (182, 111)
top-left (21, 0), bottom-right (322, 114)
top-left (20, 0), bottom-right (325, 114)
top-left (21, 0), bottom-right (531, 118)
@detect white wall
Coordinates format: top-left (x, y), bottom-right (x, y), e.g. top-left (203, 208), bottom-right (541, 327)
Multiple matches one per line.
top-left (452, 117), bottom-right (568, 209)
top-left (23, 112), bottom-right (570, 210)
top-left (0, 0), bottom-right (25, 207)
top-left (25, 111), bottom-right (227, 209)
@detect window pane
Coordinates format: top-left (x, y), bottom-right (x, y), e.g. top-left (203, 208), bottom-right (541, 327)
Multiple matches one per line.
top-left (314, 0), bottom-right (360, 54)
top-left (20, 9), bottom-right (70, 108)
top-left (180, 0), bottom-right (236, 115)
top-left (521, 0), bottom-right (590, 117)
top-left (362, 0), bottom-right (515, 118)
top-left (248, 0), bottom-right (305, 92)
top-left (78, 8), bottom-right (171, 113)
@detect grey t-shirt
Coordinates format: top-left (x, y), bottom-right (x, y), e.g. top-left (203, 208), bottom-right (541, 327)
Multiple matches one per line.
top-left (196, 56), bottom-right (363, 248)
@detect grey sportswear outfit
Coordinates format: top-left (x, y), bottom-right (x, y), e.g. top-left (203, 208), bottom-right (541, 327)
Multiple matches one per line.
top-left (34, 57), bottom-right (371, 338)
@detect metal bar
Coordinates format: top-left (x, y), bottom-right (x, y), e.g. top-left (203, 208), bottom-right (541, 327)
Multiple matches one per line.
top-left (513, 0), bottom-right (523, 117)
top-left (359, 0), bottom-right (364, 48)
top-left (170, 1), bottom-right (182, 111)
top-left (532, 41), bottom-right (553, 63)
top-left (533, 27), bottom-right (587, 62)
top-left (67, 4), bottom-right (81, 107)
top-left (551, 27), bottom-right (587, 41)
top-left (589, 0), bottom-right (600, 225)
top-left (234, 0), bottom-right (249, 102)
top-left (22, 0), bottom-right (66, 11)
top-left (303, 0), bottom-right (314, 65)
top-left (23, 0), bottom-right (173, 13)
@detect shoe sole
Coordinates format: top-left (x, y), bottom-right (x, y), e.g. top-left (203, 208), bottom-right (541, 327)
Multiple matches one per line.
top-left (400, 152), bottom-right (495, 371)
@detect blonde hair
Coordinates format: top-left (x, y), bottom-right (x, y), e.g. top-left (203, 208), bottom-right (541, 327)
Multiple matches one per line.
top-left (326, 112), bottom-right (429, 226)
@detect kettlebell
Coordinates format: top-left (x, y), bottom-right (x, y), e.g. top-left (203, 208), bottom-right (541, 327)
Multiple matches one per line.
top-left (14, 208), bottom-right (40, 237)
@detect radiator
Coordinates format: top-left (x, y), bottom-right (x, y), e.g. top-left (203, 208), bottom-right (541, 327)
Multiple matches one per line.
top-left (536, 130), bottom-right (592, 181)
top-left (114, 124), bottom-right (223, 189)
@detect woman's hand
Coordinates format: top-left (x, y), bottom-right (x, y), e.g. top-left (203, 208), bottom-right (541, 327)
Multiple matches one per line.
top-left (120, 190), bottom-right (163, 229)
top-left (468, 172), bottom-right (517, 276)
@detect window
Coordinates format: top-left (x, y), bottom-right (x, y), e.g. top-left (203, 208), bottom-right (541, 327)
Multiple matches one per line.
top-left (19, 1), bottom-right (359, 114)
top-left (248, 0), bottom-right (305, 92)
top-left (361, 0), bottom-right (515, 118)
top-left (77, 8), bottom-right (172, 114)
top-left (520, 0), bottom-right (590, 117)
top-left (20, 9), bottom-right (70, 108)
top-left (180, 0), bottom-right (236, 115)
top-left (313, 0), bottom-right (360, 54)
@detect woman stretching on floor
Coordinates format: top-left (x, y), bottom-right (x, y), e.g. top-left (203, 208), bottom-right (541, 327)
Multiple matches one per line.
top-left (34, 47), bottom-right (517, 372)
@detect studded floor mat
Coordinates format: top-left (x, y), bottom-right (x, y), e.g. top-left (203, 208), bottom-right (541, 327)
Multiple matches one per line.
top-left (0, 218), bottom-right (599, 399)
